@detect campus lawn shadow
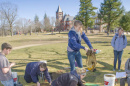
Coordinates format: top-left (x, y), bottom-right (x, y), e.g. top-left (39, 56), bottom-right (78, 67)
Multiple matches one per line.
top-left (57, 32), bottom-right (68, 35)
top-left (101, 44), bottom-right (111, 46)
top-left (11, 57), bottom-right (70, 71)
top-left (91, 41), bottom-right (110, 44)
top-left (100, 36), bottom-right (113, 38)
top-left (84, 71), bottom-right (116, 85)
top-left (82, 55), bottom-right (87, 59)
top-left (97, 61), bottom-right (113, 71)
top-left (127, 41), bottom-right (130, 46)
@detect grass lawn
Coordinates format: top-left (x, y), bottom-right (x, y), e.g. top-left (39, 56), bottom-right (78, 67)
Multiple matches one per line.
top-left (0, 32), bottom-right (130, 86)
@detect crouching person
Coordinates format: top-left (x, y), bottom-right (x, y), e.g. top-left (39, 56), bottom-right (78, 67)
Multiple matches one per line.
top-left (120, 58), bottom-right (130, 86)
top-left (24, 62), bottom-right (51, 86)
top-left (51, 67), bottom-right (86, 86)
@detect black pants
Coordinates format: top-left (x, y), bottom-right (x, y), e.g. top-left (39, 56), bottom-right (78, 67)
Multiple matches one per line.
top-left (120, 77), bottom-right (130, 86)
top-left (24, 72), bottom-right (38, 83)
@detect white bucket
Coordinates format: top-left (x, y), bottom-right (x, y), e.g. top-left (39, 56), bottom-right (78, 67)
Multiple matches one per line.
top-left (12, 72), bottom-right (18, 84)
top-left (104, 74), bottom-right (115, 86)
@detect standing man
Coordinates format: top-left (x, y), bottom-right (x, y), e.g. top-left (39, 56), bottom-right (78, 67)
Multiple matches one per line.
top-left (24, 62), bottom-right (51, 86)
top-left (111, 28), bottom-right (127, 71)
top-left (67, 20), bottom-right (93, 71)
top-left (0, 43), bottom-right (15, 86)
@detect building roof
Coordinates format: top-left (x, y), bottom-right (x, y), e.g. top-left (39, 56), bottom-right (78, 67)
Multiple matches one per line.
top-left (63, 15), bottom-right (74, 21)
top-left (56, 5), bottom-right (62, 13)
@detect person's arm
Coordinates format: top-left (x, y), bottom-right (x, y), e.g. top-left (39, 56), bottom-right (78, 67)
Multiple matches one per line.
top-left (70, 80), bottom-right (78, 86)
top-left (69, 32), bottom-right (85, 50)
top-left (2, 63), bottom-right (15, 74)
top-left (77, 80), bottom-right (85, 86)
top-left (111, 35), bottom-right (116, 48)
top-left (37, 82), bottom-right (40, 86)
top-left (30, 67), bottom-right (39, 83)
top-left (123, 36), bottom-right (127, 49)
top-left (81, 32), bottom-right (93, 49)
top-left (0, 58), bottom-right (15, 74)
top-left (44, 68), bottom-right (51, 84)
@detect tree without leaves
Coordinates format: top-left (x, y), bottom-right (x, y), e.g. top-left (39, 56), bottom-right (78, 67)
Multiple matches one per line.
top-left (100, 0), bottom-right (124, 35)
top-left (15, 18), bottom-right (29, 34)
top-left (76, 0), bottom-right (97, 32)
top-left (0, 2), bottom-right (17, 36)
top-left (0, 10), bottom-right (6, 36)
top-left (55, 19), bottom-right (63, 34)
top-left (50, 17), bottom-right (56, 34)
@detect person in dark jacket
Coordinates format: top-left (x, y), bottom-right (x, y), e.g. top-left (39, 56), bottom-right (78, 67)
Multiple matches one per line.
top-left (120, 58), bottom-right (130, 86)
top-left (67, 20), bottom-right (93, 71)
top-left (24, 61), bottom-right (51, 86)
top-left (51, 67), bottom-right (86, 86)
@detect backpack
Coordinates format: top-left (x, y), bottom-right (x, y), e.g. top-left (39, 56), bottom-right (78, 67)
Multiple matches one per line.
top-left (114, 34), bottom-right (125, 45)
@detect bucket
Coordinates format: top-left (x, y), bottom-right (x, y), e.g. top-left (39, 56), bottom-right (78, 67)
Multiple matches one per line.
top-left (12, 72), bottom-right (18, 84)
top-left (104, 74), bottom-right (115, 86)
top-left (85, 83), bottom-right (99, 86)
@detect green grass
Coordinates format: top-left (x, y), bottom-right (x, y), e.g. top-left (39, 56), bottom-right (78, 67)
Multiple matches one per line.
top-left (0, 32), bottom-right (130, 86)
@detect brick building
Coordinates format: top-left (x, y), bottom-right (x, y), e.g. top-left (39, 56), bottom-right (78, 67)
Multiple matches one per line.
top-left (56, 5), bottom-right (74, 30)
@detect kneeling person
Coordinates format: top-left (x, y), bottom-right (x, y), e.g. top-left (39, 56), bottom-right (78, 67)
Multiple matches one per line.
top-left (24, 62), bottom-right (51, 86)
top-left (51, 67), bottom-right (86, 86)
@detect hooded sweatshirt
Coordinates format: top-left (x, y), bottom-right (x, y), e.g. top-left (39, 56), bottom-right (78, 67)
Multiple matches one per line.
top-left (67, 27), bottom-right (93, 52)
top-left (111, 33), bottom-right (127, 51)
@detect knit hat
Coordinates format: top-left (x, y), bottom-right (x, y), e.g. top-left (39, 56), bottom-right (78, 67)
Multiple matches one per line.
top-left (75, 67), bottom-right (86, 76)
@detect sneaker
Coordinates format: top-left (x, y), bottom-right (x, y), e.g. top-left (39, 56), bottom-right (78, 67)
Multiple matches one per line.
top-left (118, 69), bottom-right (121, 71)
top-left (113, 69), bottom-right (115, 71)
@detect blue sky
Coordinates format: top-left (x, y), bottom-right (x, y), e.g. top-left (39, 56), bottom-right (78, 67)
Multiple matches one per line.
top-left (0, 0), bottom-right (129, 21)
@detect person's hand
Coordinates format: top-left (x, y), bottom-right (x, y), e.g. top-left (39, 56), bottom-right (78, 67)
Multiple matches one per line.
top-left (10, 63), bottom-right (16, 68)
top-left (91, 49), bottom-right (94, 53)
top-left (80, 27), bottom-right (83, 35)
top-left (49, 83), bottom-right (51, 86)
top-left (37, 82), bottom-right (40, 86)
top-left (85, 47), bottom-right (88, 52)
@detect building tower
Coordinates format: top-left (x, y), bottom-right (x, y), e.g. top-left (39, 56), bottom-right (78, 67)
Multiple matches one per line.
top-left (56, 5), bottom-right (63, 21)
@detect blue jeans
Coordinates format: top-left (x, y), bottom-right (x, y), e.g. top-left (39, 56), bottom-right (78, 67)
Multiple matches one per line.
top-left (1, 78), bottom-right (14, 86)
top-left (67, 51), bottom-right (83, 71)
top-left (114, 50), bottom-right (123, 70)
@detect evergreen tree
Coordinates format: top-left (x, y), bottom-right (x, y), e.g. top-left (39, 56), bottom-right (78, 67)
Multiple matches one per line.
top-left (34, 14), bottom-right (39, 24)
top-left (76, 0), bottom-right (97, 32)
top-left (34, 15), bottom-right (40, 32)
top-left (100, 0), bottom-right (124, 35)
top-left (119, 11), bottom-right (130, 32)
top-left (97, 11), bottom-right (103, 33)
top-left (43, 13), bottom-right (51, 31)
